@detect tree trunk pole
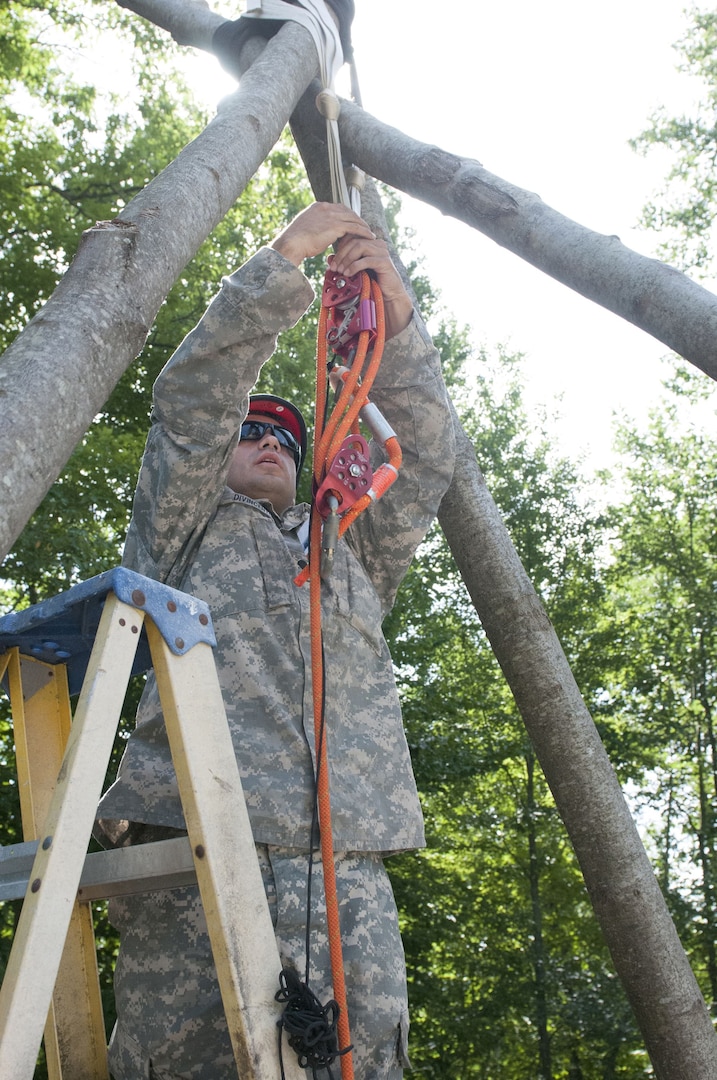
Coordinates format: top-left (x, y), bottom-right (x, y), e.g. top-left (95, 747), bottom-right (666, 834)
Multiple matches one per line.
top-left (0, 19), bottom-right (318, 564)
top-left (440, 415), bottom-right (717, 1080)
top-left (331, 100), bottom-right (717, 378)
top-left (288, 74), bottom-right (717, 1080)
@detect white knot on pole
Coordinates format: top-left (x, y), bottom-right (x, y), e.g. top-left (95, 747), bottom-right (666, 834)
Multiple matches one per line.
top-left (315, 88), bottom-right (341, 122)
top-left (345, 165), bottom-right (365, 214)
top-left (345, 166), bottom-right (365, 191)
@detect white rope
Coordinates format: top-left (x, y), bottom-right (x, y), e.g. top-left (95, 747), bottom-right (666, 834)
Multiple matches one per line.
top-left (242, 0), bottom-right (354, 208)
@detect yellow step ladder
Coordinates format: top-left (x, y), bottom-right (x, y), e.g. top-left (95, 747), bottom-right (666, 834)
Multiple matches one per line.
top-left (0, 568), bottom-right (303, 1080)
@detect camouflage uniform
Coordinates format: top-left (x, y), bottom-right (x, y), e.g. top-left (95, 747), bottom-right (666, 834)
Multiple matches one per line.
top-left (97, 246), bottom-right (455, 1078)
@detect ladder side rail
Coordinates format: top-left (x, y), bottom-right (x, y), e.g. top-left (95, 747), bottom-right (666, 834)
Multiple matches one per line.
top-left (0, 595), bottom-right (144, 1080)
top-left (8, 649), bottom-right (109, 1080)
top-left (147, 621), bottom-right (305, 1080)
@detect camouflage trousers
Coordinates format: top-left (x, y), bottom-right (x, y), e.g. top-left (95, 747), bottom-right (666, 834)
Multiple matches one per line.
top-left (107, 846), bottom-right (410, 1080)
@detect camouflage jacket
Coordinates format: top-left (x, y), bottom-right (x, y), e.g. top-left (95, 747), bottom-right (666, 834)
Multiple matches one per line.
top-left (97, 247), bottom-right (455, 853)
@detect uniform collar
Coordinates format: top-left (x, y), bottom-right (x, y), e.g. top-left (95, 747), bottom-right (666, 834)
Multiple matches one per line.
top-left (221, 487), bottom-right (310, 529)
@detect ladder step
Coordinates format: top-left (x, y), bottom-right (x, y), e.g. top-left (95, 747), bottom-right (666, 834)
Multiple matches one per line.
top-left (0, 836), bottom-right (196, 903)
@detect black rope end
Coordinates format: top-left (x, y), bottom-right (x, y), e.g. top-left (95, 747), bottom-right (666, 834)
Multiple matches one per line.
top-left (276, 967), bottom-right (353, 1077)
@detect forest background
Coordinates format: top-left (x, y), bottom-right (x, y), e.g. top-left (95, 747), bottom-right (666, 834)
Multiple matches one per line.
top-left (2, 2), bottom-right (717, 1077)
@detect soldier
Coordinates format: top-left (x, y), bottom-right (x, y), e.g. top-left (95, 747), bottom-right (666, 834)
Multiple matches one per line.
top-left (96, 201), bottom-right (456, 1079)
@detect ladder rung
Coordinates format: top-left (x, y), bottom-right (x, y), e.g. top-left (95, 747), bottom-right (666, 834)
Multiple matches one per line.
top-left (0, 836), bottom-right (196, 903)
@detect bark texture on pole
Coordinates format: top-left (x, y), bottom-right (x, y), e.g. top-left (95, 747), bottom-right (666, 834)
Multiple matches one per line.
top-left (289, 80), bottom-right (717, 1080)
top-left (117, 0), bottom-right (223, 48)
top-left (0, 20), bottom-right (318, 564)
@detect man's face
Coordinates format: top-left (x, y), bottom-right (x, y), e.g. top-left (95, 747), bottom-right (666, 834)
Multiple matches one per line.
top-left (227, 413), bottom-right (298, 514)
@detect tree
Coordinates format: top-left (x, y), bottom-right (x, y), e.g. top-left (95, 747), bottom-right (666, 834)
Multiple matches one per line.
top-left (632, 10), bottom-right (717, 277)
top-left (627, 6), bottom-right (717, 1016)
top-left (598, 369), bottom-right (717, 1015)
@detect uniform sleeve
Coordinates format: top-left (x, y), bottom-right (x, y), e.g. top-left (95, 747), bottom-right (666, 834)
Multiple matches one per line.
top-left (122, 247), bottom-right (315, 587)
top-left (344, 310), bottom-right (456, 615)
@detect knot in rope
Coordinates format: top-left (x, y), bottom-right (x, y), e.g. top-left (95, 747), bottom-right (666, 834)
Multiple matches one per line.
top-left (316, 88), bottom-right (342, 122)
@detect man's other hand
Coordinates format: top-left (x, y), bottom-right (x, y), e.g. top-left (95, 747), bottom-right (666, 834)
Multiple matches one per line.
top-left (271, 202), bottom-right (413, 339)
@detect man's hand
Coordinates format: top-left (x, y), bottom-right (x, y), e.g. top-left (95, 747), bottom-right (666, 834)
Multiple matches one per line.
top-left (271, 202), bottom-right (373, 265)
top-left (329, 233), bottom-right (413, 340)
top-left (271, 202), bottom-right (414, 339)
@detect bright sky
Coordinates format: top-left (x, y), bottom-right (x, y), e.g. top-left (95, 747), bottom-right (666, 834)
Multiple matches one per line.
top-left (186, 2), bottom-right (712, 471)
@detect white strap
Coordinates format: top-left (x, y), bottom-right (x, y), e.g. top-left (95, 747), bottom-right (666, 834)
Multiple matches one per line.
top-left (243, 1), bottom-right (342, 86)
top-left (243, 0), bottom-right (353, 207)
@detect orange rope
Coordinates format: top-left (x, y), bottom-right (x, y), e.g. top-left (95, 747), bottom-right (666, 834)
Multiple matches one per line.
top-left (315, 272), bottom-right (376, 469)
top-left (302, 270), bottom-right (398, 1080)
top-left (294, 277), bottom-right (392, 587)
top-left (308, 509), bottom-right (353, 1075)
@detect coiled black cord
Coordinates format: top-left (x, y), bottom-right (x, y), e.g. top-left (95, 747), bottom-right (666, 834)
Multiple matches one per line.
top-left (276, 966), bottom-right (352, 1079)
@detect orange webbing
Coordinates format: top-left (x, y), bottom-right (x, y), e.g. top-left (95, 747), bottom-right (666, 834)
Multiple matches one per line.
top-left (304, 271), bottom-right (393, 1080)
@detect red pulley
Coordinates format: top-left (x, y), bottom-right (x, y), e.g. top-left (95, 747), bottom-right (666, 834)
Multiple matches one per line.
top-left (314, 434), bottom-right (373, 518)
top-left (322, 269), bottom-right (376, 359)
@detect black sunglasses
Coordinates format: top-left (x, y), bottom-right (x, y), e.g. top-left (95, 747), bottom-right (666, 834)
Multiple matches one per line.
top-left (240, 420), bottom-right (301, 468)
